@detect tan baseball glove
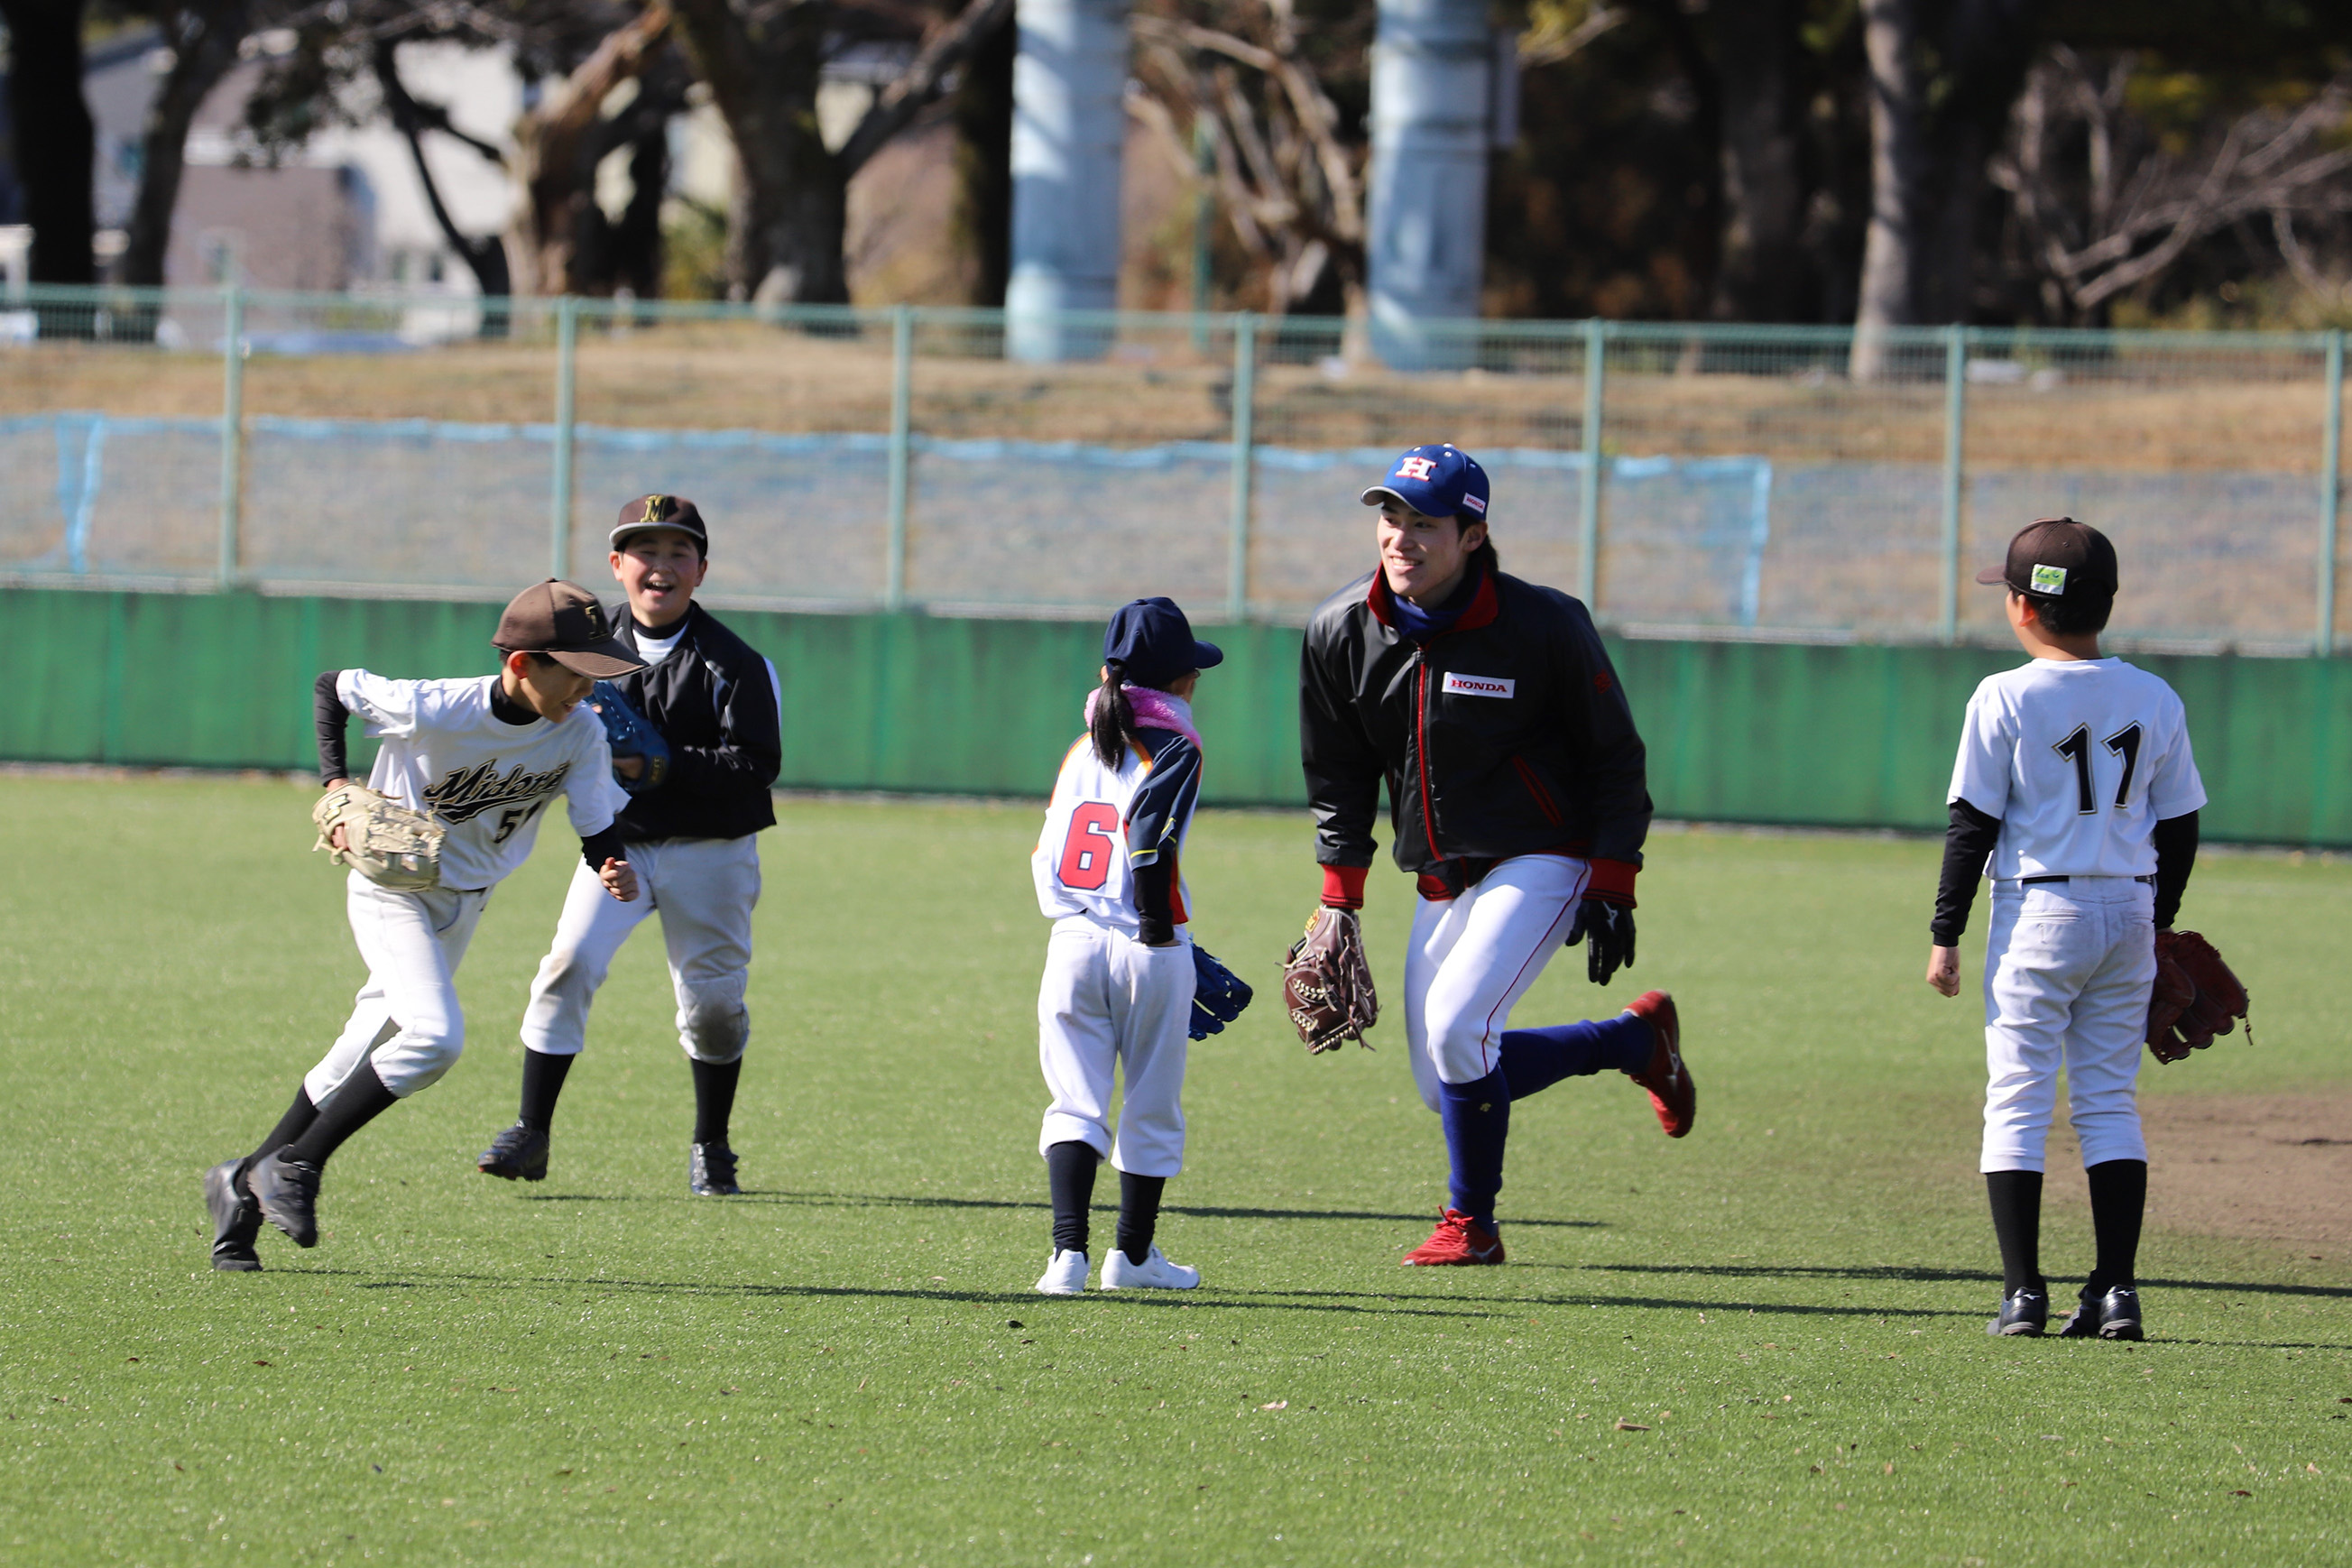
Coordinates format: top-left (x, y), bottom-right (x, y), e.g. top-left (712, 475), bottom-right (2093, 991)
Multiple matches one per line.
top-left (312, 783), bottom-right (446, 892)
top-left (2146, 928), bottom-right (2251, 1064)
top-left (1283, 908), bottom-right (1379, 1054)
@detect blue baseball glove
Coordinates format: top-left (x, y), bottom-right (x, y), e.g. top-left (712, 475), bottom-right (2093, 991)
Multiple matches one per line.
top-left (588, 680), bottom-right (670, 795)
top-left (1189, 943), bottom-right (1254, 1040)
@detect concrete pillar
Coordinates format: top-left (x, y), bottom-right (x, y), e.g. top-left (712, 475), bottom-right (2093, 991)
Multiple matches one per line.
top-left (1006, 0), bottom-right (1130, 362)
top-left (1365, 0), bottom-right (1491, 370)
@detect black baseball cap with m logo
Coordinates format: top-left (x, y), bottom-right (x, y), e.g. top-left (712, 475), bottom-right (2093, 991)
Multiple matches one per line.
top-left (611, 494), bottom-right (708, 550)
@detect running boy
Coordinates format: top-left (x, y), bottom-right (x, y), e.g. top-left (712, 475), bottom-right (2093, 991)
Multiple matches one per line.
top-left (1927, 518), bottom-right (2205, 1340)
top-left (479, 495), bottom-right (781, 1196)
top-left (204, 579), bottom-right (642, 1268)
top-left (1029, 598), bottom-right (1222, 1294)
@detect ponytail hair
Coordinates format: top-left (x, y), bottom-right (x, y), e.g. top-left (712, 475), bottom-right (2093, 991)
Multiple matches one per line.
top-left (1090, 658), bottom-right (1145, 767)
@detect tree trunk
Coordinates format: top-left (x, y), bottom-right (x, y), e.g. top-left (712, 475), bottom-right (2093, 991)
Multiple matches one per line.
top-left (117, 0), bottom-right (249, 302)
top-left (953, 14), bottom-right (1015, 307)
top-left (1852, 0), bottom-right (2039, 379)
top-left (370, 39), bottom-right (512, 333)
top-left (666, 0), bottom-right (844, 303)
top-left (1, 0), bottom-right (97, 334)
top-left (511, 3), bottom-right (674, 296)
top-left (1709, 0), bottom-right (1807, 322)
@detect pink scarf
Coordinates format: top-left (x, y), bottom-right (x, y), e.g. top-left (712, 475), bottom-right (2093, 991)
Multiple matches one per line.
top-left (1082, 684), bottom-right (1201, 747)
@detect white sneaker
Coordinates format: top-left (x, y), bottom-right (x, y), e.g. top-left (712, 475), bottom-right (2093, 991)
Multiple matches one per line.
top-left (1100, 1245), bottom-right (1200, 1290)
top-left (1035, 1249), bottom-right (1090, 1295)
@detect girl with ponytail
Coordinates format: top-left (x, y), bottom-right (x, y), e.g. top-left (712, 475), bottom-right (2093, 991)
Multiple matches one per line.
top-left (1028, 598), bottom-right (1231, 1296)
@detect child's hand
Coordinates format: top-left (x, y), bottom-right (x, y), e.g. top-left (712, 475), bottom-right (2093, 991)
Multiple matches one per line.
top-left (600, 857), bottom-right (640, 902)
top-left (1925, 945), bottom-right (1960, 997)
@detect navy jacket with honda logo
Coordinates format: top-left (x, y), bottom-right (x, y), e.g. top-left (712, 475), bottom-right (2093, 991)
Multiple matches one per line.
top-left (1300, 567), bottom-right (1651, 892)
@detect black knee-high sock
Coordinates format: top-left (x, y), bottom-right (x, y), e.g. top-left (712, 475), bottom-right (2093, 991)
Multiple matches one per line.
top-left (1116, 1171), bottom-right (1167, 1265)
top-left (690, 1058), bottom-right (742, 1146)
top-left (1047, 1140), bottom-right (1100, 1256)
top-left (246, 1086), bottom-right (318, 1174)
top-left (2084, 1158), bottom-right (2147, 1293)
top-left (1986, 1169), bottom-right (2045, 1296)
top-left (280, 1060), bottom-right (399, 1172)
top-left (518, 1050), bottom-right (576, 1133)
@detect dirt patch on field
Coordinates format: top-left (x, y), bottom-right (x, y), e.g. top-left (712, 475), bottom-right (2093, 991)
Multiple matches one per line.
top-left (2047, 1090), bottom-right (2352, 1257)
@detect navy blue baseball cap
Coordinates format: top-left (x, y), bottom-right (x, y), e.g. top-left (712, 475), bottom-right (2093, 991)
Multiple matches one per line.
top-left (1103, 597), bottom-right (1222, 690)
top-left (1360, 444), bottom-right (1490, 524)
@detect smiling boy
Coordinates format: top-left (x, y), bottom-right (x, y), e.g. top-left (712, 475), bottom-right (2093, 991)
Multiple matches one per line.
top-left (478, 495), bottom-right (783, 1195)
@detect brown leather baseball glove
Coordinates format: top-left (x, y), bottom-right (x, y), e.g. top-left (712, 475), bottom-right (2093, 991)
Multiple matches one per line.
top-left (312, 782), bottom-right (446, 893)
top-left (1284, 908), bottom-right (1379, 1054)
top-left (2146, 929), bottom-right (2251, 1065)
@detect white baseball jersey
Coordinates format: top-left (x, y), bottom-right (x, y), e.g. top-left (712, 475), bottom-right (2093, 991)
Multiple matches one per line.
top-left (339, 671), bottom-right (624, 892)
top-left (1031, 723), bottom-right (1202, 937)
top-left (1948, 658), bottom-right (2205, 881)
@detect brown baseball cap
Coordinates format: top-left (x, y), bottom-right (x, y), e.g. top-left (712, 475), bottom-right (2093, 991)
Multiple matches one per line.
top-left (493, 578), bottom-right (645, 678)
top-left (611, 493), bottom-right (707, 550)
top-left (1975, 517), bottom-right (2118, 600)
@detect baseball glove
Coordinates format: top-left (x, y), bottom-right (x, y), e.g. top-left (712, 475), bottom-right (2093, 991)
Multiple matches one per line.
top-left (311, 783), bottom-right (445, 892)
top-left (1188, 944), bottom-right (1255, 1041)
top-left (2146, 929), bottom-right (2252, 1065)
top-left (588, 679), bottom-right (670, 795)
top-left (1283, 908), bottom-right (1379, 1054)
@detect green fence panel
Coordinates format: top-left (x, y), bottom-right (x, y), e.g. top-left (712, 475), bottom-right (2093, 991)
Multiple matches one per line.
top-left (5, 588), bottom-right (2347, 846)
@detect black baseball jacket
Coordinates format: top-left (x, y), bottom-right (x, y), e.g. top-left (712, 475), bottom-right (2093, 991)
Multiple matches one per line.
top-left (608, 603), bottom-right (781, 843)
top-left (1301, 567), bottom-right (1652, 903)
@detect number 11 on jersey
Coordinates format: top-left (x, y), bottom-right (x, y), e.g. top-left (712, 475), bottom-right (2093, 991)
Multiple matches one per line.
top-left (2052, 722), bottom-right (2143, 815)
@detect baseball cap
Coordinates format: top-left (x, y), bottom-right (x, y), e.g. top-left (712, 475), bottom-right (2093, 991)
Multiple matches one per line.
top-left (1360, 444), bottom-right (1490, 523)
top-left (1975, 517), bottom-right (2117, 600)
top-left (611, 493), bottom-right (708, 551)
top-left (493, 578), bottom-right (646, 678)
top-left (1103, 597), bottom-right (1223, 691)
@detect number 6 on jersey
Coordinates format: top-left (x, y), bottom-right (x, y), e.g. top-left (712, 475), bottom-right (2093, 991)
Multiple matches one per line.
top-left (1056, 802), bottom-right (1122, 891)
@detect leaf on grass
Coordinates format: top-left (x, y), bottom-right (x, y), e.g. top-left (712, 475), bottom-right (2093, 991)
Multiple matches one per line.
top-left (1613, 1420), bottom-right (1649, 1432)
top-left (253, 1361), bottom-right (271, 1368)
top-left (1260, 1401), bottom-right (1287, 1411)
top-left (1884, 1462), bottom-right (1895, 1474)
top-left (2232, 1490), bottom-right (2253, 1498)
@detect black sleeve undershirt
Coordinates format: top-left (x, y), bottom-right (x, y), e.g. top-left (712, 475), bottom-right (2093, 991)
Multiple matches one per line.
top-left (1133, 857), bottom-right (1176, 947)
top-left (579, 825), bottom-right (627, 872)
top-left (314, 671), bottom-right (350, 786)
top-left (2152, 809), bottom-right (2199, 929)
top-left (1930, 798), bottom-right (2002, 946)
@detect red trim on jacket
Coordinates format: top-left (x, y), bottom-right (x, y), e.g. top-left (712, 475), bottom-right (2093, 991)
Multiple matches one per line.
top-left (1364, 567), bottom-right (1500, 636)
top-left (1321, 863), bottom-right (1368, 909)
top-left (1584, 856), bottom-right (1639, 906)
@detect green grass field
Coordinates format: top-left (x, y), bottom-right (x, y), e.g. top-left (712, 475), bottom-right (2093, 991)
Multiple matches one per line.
top-left (3, 773), bottom-right (2347, 1566)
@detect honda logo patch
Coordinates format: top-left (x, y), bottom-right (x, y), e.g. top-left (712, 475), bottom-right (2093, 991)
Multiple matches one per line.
top-left (1442, 672), bottom-right (1514, 698)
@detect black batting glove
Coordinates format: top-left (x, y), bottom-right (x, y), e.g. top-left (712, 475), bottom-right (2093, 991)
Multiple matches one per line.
top-left (1569, 898), bottom-right (1637, 986)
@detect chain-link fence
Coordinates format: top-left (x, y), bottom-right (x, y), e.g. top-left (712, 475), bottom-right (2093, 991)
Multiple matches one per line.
top-left (3, 287), bottom-right (2344, 653)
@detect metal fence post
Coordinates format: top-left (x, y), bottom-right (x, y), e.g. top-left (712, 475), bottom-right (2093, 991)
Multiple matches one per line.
top-left (1578, 318), bottom-right (1604, 607)
top-left (2323, 327), bottom-right (2345, 658)
top-left (217, 285), bottom-right (244, 588)
top-left (1226, 312), bottom-right (1258, 623)
top-left (1940, 324), bottom-right (1969, 644)
top-left (885, 304), bottom-right (914, 612)
top-left (550, 296), bottom-right (579, 580)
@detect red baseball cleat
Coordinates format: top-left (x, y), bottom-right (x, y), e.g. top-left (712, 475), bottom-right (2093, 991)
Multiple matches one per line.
top-left (1623, 990), bottom-right (1694, 1138)
top-left (1401, 1208), bottom-right (1506, 1266)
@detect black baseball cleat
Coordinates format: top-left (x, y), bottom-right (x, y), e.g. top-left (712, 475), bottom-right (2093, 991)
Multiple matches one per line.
top-left (247, 1148), bottom-right (323, 1249)
top-left (478, 1122), bottom-right (550, 1182)
top-left (1988, 1287), bottom-right (2049, 1336)
top-left (204, 1159), bottom-right (263, 1272)
top-left (2061, 1283), bottom-right (2144, 1341)
top-left (689, 1141), bottom-right (740, 1196)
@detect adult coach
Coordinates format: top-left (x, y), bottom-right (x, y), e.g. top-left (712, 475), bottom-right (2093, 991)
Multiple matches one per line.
top-left (1296, 444), bottom-right (1695, 1266)
top-left (477, 495), bottom-right (782, 1195)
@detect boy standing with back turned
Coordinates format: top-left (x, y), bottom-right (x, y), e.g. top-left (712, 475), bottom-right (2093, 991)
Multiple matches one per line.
top-left (1926, 518), bottom-right (2205, 1341)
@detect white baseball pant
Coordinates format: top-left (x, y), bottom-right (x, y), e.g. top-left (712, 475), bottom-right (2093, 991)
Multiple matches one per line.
top-left (521, 835), bottom-right (761, 1065)
top-left (304, 874), bottom-right (491, 1102)
top-left (1980, 878), bottom-right (2154, 1173)
top-left (1404, 854), bottom-right (1591, 1111)
top-left (1036, 916), bottom-right (1194, 1177)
